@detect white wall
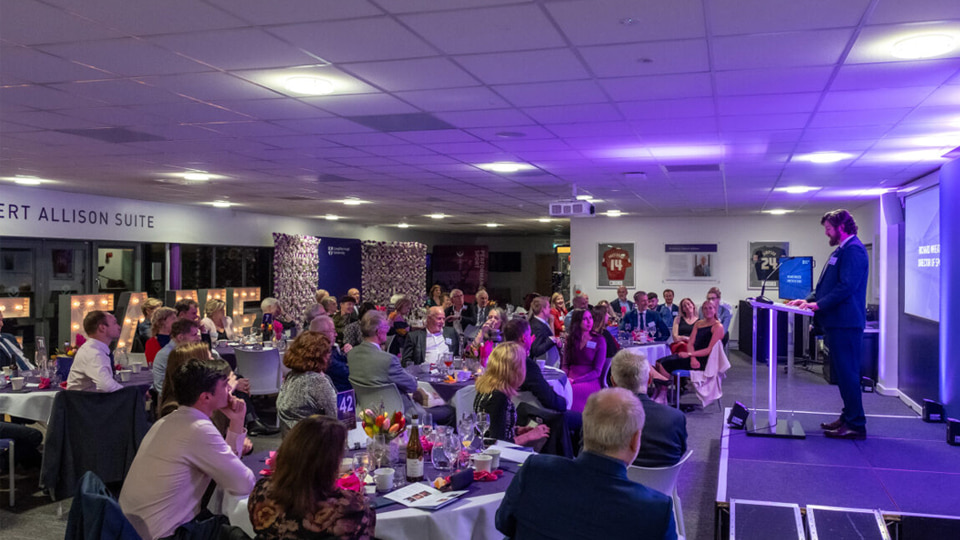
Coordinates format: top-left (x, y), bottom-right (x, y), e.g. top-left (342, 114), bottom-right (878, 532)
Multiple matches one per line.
top-left (570, 205), bottom-right (878, 336)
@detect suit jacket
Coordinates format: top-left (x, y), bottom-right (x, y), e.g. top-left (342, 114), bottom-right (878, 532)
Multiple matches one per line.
top-left (529, 317), bottom-right (556, 360)
top-left (610, 299), bottom-right (635, 317)
top-left (619, 309), bottom-right (670, 342)
top-left (809, 235), bottom-right (869, 329)
top-left (475, 304), bottom-right (492, 325)
top-left (0, 332), bottom-right (34, 370)
top-left (519, 356), bottom-right (566, 412)
top-left (326, 347), bottom-right (352, 393)
top-left (347, 341), bottom-right (418, 412)
top-left (401, 327), bottom-right (460, 367)
top-left (444, 304), bottom-right (477, 330)
top-left (496, 452), bottom-right (676, 540)
top-left (634, 394), bottom-right (687, 468)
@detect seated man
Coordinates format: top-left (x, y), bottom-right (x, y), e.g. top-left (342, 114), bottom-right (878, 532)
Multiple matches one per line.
top-left (444, 288), bottom-right (477, 334)
top-left (120, 358), bottom-right (255, 540)
top-left (402, 306), bottom-right (459, 367)
top-left (0, 420), bottom-right (43, 470)
top-left (562, 293), bottom-right (590, 329)
top-left (66, 310), bottom-right (123, 392)
top-left (657, 289), bottom-right (679, 329)
top-left (332, 295), bottom-right (357, 346)
top-left (610, 350), bottom-right (687, 467)
top-left (609, 286), bottom-right (635, 320)
top-left (496, 388), bottom-right (676, 540)
top-left (619, 291), bottom-right (670, 342)
top-left (503, 318), bottom-right (566, 412)
top-left (528, 296), bottom-right (559, 360)
top-left (349, 311), bottom-right (453, 425)
top-left (703, 287), bottom-right (733, 338)
top-left (310, 315), bottom-right (351, 393)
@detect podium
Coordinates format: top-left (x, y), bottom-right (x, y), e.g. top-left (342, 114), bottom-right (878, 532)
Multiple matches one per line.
top-left (747, 300), bottom-right (812, 439)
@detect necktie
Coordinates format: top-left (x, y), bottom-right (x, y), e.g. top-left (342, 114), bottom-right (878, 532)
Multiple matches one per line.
top-left (108, 350), bottom-right (116, 373)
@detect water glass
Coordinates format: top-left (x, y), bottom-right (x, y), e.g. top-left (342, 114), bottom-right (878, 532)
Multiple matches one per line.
top-left (476, 413), bottom-right (491, 439)
top-left (353, 452), bottom-right (371, 479)
top-left (432, 427), bottom-right (453, 470)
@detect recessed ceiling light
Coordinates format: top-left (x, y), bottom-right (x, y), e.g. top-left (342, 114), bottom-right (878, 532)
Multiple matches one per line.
top-left (341, 198), bottom-right (367, 206)
top-left (485, 223), bottom-right (499, 228)
top-left (495, 131), bottom-right (527, 139)
top-left (778, 186), bottom-right (819, 194)
top-left (891, 34), bottom-right (956, 59)
top-left (8, 176), bottom-right (44, 186)
top-left (324, 214), bottom-right (340, 221)
top-left (793, 152), bottom-right (852, 164)
top-left (575, 195), bottom-right (593, 201)
top-left (183, 172), bottom-right (211, 181)
top-left (605, 210), bottom-right (622, 217)
top-left (284, 76), bottom-right (335, 96)
top-left (538, 218), bottom-right (553, 223)
top-left (477, 162), bottom-right (534, 173)
top-left (764, 209), bottom-right (792, 215)
top-left (211, 200), bottom-right (232, 208)
top-left (427, 213), bottom-right (446, 219)
top-left (859, 188), bottom-right (890, 196)
top-left (397, 223), bottom-right (410, 229)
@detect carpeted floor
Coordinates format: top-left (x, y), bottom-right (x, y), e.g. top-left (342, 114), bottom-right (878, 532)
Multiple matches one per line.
top-left (0, 348), bottom-right (919, 540)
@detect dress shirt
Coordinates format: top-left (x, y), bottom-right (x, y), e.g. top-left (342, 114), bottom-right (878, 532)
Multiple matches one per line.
top-left (424, 331), bottom-right (449, 365)
top-left (151, 340), bottom-right (176, 394)
top-left (119, 406), bottom-right (253, 540)
top-left (66, 339), bottom-right (122, 393)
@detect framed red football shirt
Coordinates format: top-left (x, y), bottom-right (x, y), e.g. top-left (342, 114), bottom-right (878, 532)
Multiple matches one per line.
top-left (599, 244), bottom-right (634, 287)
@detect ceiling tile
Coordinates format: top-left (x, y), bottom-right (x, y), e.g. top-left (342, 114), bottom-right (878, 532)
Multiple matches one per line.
top-left (273, 117), bottom-right (374, 134)
top-left (546, 122), bottom-right (636, 138)
top-left (546, 0), bottom-right (705, 46)
top-left (820, 87), bottom-right (937, 111)
top-left (706, 0), bottom-right (870, 35)
top-left (868, 0), bottom-right (960, 24)
top-left (43, 0), bottom-right (247, 36)
top-left (127, 101), bottom-right (251, 123)
top-left (200, 121), bottom-right (297, 137)
top-left (392, 130), bottom-right (478, 144)
top-left (149, 28), bottom-right (320, 71)
top-left (494, 80), bottom-right (608, 107)
top-left (212, 99), bottom-right (330, 120)
top-left (395, 87), bottom-right (510, 112)
top-left (523, 103), bottom-right (623, 124)
top-left (831, 59), bottom-right (960, 90)
top-left (718, 113), bottom-right (811, 132)
top-left (456, 49), bottom-right (590, 85)
top-left (434, 109), bottom-right (533, 128)
top-left (0, 1), bottom-right (121, 45)
top-left (206, 0), bottom-right (383, 25)
top-left (599, 73), bottom-right (713, 101)
top-left (717, 93), bottom-right (822, 116)
top-left (580, 39), bottom-right (710, 78)
top-left (846, 22), bottom-right (960, 64)
top-left (301, 94), bottom-right (420, 116)
top-left (341, 58), bottom-right (477, 91)
top-left (1, 85), bottom-right (102, 110)
top-left (619, 98), bottom-right (715, 120)
top-left (39, 39), bottom-right (211, 77)
top-left (269, 18), bottom-right (436, 63)
top-left (714, 66), bottom-right (834, 96)
top-left (0, 46), bottom-right (112, 83)
top-left (712, 29), bottom-right (854, 70)
top-left (399, 5), bottom-right (565, 55)
top-left (136, 72), bottom-right (283, 101)
top-left (921, 85), bottom-right (960, 106)
top-left (51, 80), bottom-right (183, 106)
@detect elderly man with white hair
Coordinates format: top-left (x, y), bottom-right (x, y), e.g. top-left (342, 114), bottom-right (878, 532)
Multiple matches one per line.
top-left (496, 388), bottom-right (676, 540)
top-left (309, 315), bottom-right (351, 393)
top-left (610, 350), bottom-right (687, 468)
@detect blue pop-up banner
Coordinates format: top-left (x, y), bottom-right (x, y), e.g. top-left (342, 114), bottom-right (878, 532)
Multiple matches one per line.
top-left (317, 237), bottom-right (362, 300)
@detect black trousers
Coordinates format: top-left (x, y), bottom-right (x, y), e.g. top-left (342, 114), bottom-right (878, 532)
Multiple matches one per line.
top-left (0, 421), bottom-right (43, 468)
top-left (826, 327), bottom-right (866, 431)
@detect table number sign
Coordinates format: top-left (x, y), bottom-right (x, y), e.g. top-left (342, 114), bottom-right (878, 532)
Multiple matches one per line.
top-left (337, 389), bottom-right (357, 429)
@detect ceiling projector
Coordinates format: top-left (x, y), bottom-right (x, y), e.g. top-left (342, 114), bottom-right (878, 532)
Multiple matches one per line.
top-left (549, 200), bottom-right (596, 217)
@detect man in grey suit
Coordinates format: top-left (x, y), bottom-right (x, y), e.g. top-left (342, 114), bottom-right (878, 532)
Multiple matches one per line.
top-left (402, 306), bottom-right (460, 367)
top-left (349, 310), bottom-right (454, 425)
top-left (610, 349), bottom-right (687, 468)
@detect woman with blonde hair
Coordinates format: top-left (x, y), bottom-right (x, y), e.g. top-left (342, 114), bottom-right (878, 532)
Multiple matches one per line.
top-left (200, 298), bottom-right (236, 341)
top-left (387, 296), bottom-right (414, 355)
top-left (549, 292), bottom-right (566, 335)
top-left (470, 307), bottom-right (505, 366)
top-left (145, 306), bottom-right (177, 365)
top-left (133, 297), bottom-right (163, 352)
top-left (473, 342), bottom-right (550, 447)
top-left (276, 331), bottom-right (338, 433)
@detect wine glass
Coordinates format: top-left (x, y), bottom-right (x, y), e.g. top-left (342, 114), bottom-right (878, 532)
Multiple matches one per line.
top-left (475, 413), bottom-right (491, 440)
top-left (352, 452), bottom-right (371, 480)
top-left (442, 430), bottom-right (461, 470)
top-left (420, 412), bottom-right (435, 440)
top-left (442, 353), bottom-right (454, 375)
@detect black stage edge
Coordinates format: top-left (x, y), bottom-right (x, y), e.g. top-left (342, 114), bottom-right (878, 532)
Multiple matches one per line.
top-left (745, 417), bottom-right (806, 439)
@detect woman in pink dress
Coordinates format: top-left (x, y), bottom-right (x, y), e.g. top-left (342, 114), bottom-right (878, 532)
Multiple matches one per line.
top-left (470, 307), bottom-right (505, 367)
top-left (562, 308), bottom-right (607, 412)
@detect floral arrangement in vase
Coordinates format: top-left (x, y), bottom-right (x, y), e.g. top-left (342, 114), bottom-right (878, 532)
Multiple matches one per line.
top-left (359, 407), bottom-right (407, 440)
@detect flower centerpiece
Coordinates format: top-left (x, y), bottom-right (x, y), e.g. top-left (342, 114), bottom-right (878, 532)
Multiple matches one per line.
top-left (360, 406), bottom-right (407, 467)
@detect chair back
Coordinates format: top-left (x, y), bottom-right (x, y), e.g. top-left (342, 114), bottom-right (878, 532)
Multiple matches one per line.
top-left (452, 384), bottom-right (478, 421)
top-left (66, 471), bottom-right (139, 540)
top-left (627, 450), bottom-right (694, 540)
top-left (353, 382), bottom-right (405, 415)
top-left (600, 355), bottom-right (613, 388)
top-left (233, 348), bottom-right (282, 395)
top-left (539, 346), bottom-right (560, 368)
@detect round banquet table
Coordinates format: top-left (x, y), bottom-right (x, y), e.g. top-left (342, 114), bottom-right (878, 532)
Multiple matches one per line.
top-left (416, 366), bottom-right (573, 410)
top-left (215, 441), bottom-right (532, 540)
top-left (0, 370), bottom-right (154, 424)
top-left (624, 342), bottom-right (671, 364)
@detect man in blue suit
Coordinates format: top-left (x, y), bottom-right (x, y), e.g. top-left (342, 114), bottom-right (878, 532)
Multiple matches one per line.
top-left (496, 388), bottom-right (677, 540)
top-left (789, 209), bottom-right (869, 440)
top-left (619, 291), bottom-right (670, 342)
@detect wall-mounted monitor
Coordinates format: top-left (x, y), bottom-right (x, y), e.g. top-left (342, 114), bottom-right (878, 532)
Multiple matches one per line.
top-left (778, 257), bottom-right (814, 301)
top-left (904, 185), bottom-right (940, 322)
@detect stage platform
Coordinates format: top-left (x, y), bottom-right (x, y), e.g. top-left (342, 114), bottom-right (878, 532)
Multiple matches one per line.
top-left (715, 409), bottom-right (960, 538)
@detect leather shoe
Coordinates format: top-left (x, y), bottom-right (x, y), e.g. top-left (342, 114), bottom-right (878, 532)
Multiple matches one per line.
top-left (247, 420), bottom-right (280, 437)
top-left (824, 425), bottom-right (866, 440)
top-left (820, 417), bottom-right (844, 430)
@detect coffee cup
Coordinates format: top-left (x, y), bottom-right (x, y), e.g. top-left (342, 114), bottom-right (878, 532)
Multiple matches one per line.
top-left (471, 453), bottom-right (493, 473)
top-left (374, 468), bottom-right (395, 492)
top-left (2, 366), bottom-right (12, 377)
top-left (536, 359), bottom-right (546, 371)
top-left (483, 447), bottom-right (501, 469)
top-left (10, 377), bottom-right (25, 391)
top-left (131, 363), bottom-right (142, 373)
top-left (119, 369), bottom-right (132, 382)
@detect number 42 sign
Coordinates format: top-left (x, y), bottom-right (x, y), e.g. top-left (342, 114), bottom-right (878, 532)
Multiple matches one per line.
top-left (337, 390), bottom-right (357, 430)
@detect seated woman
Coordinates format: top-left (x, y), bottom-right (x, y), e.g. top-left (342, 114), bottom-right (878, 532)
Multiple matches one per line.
top-left (144, 307), bottom-right (176, 365)
top-left (249, 415), bottom-right (376, 539)
top-left (670, 297), bottom-right (699, 355)
top-left (563, 309), bottom-right (607, 412)
top-left (656, 300), bottom-right (725, 378)
top-left (200, 299), bottom-right (236, 342)
top-left (426, 284), bottom-right (443, 307)
top-left (387, 296), bottom-right (413, 356)
top-left (276, 331), bottom-right (338, 433)
top-left (470, 307), bottom-right (505, 367)
top-left (159, 342), bottom-right (253, 455)
top-left (132, 297), bottom-right (162, 353)
top-left (549, 292), bottom-right (567, 336)
top-left (473, 342), bottom-right (550, 448)
top-left (591, 305), bottom-right (619, 366)
top-left (343, 302), bottom-right (377, 352)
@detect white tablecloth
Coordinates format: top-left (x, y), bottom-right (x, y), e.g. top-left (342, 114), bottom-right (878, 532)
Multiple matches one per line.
top-left (624, 342), bottom-right (671, 363)
top-left (0, 372), bottom-right (154, 423)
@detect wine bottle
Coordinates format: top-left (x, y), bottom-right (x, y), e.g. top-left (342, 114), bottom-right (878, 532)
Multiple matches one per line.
top-left (406, 415), bottom-right (424, 482)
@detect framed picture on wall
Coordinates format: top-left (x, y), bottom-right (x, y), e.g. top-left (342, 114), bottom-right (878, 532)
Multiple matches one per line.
top-left (748, 241), bottom-right (789, 289)
top-left (598, 243), bottom-right (635, 288)
top-left (664, 244), bottom-right (718, 281)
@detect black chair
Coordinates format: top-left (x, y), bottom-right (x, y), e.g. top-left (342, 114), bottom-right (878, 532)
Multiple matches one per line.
top-left (65, 471), bottom-right (140, 540)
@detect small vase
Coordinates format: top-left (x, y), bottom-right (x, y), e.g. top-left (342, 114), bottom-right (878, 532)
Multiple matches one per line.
top-left (370, 434), bottom-right (395, 468)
